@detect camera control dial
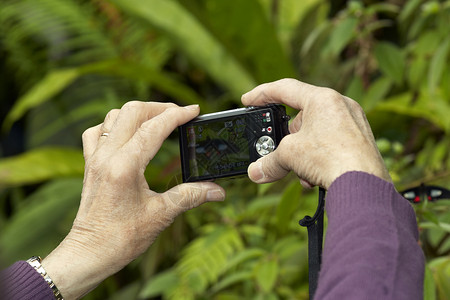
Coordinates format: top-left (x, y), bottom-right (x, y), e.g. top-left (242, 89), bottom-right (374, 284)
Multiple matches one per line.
top-left (256, 136), bottom-right (275, 156)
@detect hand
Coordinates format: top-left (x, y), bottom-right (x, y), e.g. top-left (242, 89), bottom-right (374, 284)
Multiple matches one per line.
top-left (242, 78), bottom-right (391, 189)
top-left (42, 101), bottom-right (225, 300)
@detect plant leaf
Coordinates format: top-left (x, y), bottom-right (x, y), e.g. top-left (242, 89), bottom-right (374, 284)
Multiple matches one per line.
top-left (423, 265), bottom-right (437, 300)
top-left (254, 256), bottom-right (279, 294)
top-left (374, 42), bottom-right (405, 85)
top-left (80, 60), bottom-right (205, 106)
top-left (428, 37), bottom-right (450, 94)
top-left (110, 0), bottom-right (257, 97)
top-left (3, 69), bottom-right (79, 131)
top-left (0, 147), bottom-right (84, 187)
top-left (0, 178), bottom-right (82, 263)
top-left (139, 270), bottom-right (179, 298)
top-left (375, 92), bottom-right (450, 132)
top-left (323, 17), bottom-right (358, 57)
top-left (3, 60), bottom-right (206, 129)
top-left (210, 271), bottom-right (253, 294)
top-left (184, 0), bottom-right (296, 83)
top-left (427, 257), bottom-right (450, 300)
top-left (174, 226), bottom-right (244, 295)
top-left (276, 180), bottom-right (302, 234)
top-left (361, 76), bottom-right (392, 112)
top-left (419, 222), bottom-right (450, 233)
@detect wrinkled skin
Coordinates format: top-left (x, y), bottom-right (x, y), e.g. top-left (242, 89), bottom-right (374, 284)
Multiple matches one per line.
top-left (42, 102), bottom-right (225, 299)
top-left (242, 79), bottom-right (391, 189)
top-left (41, 78), bottom-right (391, 300)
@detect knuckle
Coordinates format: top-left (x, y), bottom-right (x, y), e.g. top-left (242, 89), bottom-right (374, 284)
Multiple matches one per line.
top-left (158, 110), bottom-right (172, 124)
top-left (350, 99), bottom-right (365, 114)
top-left (105, 163), bottom-right (135, 184)
top-left (104, 109), bottom-right (120, 122)
top-left (277, 134), bottom-right (294, 152)
top-left (318, 88), bottom-right (344, 105)
top-left (275, 78), bottom-right (298, 86)
top-left (163, 102), bottom-right (178, 108)
top-left (167, 184), bottom-right (202, 210)
top-left (275, 135), bottom-right (297, 166)
top-left (121, 101), bottom-right (143, 111)
top-left (82, 127), bottom-right (93, 141)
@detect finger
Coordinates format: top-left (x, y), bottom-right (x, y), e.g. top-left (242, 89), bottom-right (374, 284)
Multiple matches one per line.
top-left (125, 105), bottom-right (200, 165)
top-left (100, 109), bottom-right (120, 136)
top-left (162, 182), bottom-right (225, 215)
top-left (82, 124), bottom-right (102, 161)
top-left (241, 78), bottom-right (341, 111)
top-left (247, 144), bottom-right (291, 184)
top-left (344, 96), bottom-right (375, 141)
top-left (102, 101), bottom-right (178, 149)
top-left (288, 111), bottom-right (303, 133)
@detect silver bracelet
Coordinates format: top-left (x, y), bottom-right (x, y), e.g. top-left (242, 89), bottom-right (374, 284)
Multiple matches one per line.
top-left (27, 256), bottom-right (64, 300)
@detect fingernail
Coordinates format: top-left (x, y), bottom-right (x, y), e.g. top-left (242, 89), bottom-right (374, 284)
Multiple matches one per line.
top-left (206, 188), bottom-right (225, 202)
top-left (249, 161), bottom-right (265, 182)
top-left (185, 104), bottom-right (200, 111)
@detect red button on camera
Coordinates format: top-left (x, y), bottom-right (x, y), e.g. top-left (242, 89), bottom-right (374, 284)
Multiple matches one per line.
top-left (267, 126), bottom-right (272, 133)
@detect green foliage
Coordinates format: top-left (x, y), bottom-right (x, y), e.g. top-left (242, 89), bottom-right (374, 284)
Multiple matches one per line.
top-left (1, 0), bottom-right (450, 299)
top-left (1, 178), bottom-right (82, 262)
top-left (0, 147), bottom-right (84, 187)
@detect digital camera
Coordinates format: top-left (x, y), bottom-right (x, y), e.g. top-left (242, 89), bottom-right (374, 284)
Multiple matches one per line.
top-left (179, 104), bottom-right (290, 182)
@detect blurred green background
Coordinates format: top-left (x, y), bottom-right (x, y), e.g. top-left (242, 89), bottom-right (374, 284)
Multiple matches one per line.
top-left (1, 0), bottom-right (449, 299)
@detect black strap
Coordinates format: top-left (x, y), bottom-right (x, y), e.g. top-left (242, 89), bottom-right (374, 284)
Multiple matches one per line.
top-left (299, 187), bottom-right (326, 300)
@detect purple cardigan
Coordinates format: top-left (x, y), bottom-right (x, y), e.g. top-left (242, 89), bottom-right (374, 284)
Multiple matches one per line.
top-left (315, 172), bottom-right (424, 299)
top-left (1, 172), bottom-right (424, 299)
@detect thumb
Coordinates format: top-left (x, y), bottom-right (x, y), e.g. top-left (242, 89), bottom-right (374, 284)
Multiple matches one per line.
top-left (247, 151), bottom-right (290, 184)
top-left (164, 182), bottom-right (225, 215)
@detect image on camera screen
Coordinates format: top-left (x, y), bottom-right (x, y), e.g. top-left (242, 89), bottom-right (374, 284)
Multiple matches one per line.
top-left (186, 116), bottom-right (251, 178)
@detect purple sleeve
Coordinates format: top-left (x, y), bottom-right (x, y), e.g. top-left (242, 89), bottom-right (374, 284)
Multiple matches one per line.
top-left (314, 171), bottom-right (425, 300)
top-left (1, 260), bottom-right (55, 300)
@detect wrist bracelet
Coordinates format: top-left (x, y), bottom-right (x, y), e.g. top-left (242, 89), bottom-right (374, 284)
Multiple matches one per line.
top-left (27, 256), bottom-right (64, 300)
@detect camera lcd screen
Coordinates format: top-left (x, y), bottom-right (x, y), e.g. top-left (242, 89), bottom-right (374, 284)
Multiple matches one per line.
top-left (184, 115), bottom-right (251, 180)
top-left (180, 104), bottom-right (289, 182)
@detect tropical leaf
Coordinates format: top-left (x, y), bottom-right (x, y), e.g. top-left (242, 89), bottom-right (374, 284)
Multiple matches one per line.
top-left (0, 147), bottom-right (84, 187)
top-left (210, 270), bottom-right (253, 294)
top-left (2, 69), bottom-right (80, 131)
top-left (3, 60), bottom-right (207, 129)
top-left (172, 225), bottom-right (244, 296)
top-left (419, 222), bottom-right (450, 233)
top-left (178, 0), bottom-right (297, 83)
top-left (424, 265), bottom-right (437, 300)
top-left (361, 76), bottom-right (392, 112)
top-left (0, 178), bottom-right (83, 263)
top-left (428, 37), bottom-right (450, 94)
top-left (428, 257), bottom-right (450, 300)
top-left (375, 91), bottom-right (450, 132)
top-left (110, 0), bottom-right (257, 97)
top-left (276, 180), bottom-right (302, 234)
top-left (139, 270), bottom-right (179, 298)
top-left (270, 0), bottom-right (322, 51)
top-left (254, 255), bottom-right (279, 294)
top-left (374, 42), bottom-right (405, 85)
top-left (323, 17), bottom-right (358, 57)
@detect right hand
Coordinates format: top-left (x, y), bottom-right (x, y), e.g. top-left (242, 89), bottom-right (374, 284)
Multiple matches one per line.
top-left (241, 78), bottom-right (391, 189)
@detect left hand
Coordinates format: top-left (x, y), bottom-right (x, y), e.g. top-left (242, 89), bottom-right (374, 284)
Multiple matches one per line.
top-left (42, 101), bottom-right (225, 300)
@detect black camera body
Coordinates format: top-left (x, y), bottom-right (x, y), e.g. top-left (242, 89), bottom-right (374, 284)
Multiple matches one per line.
top-left (179, 104), bottom-right (290, 182)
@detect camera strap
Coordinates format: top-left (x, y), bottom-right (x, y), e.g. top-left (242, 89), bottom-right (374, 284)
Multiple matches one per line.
top-left (299, 187), bottom-right (326, 300)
